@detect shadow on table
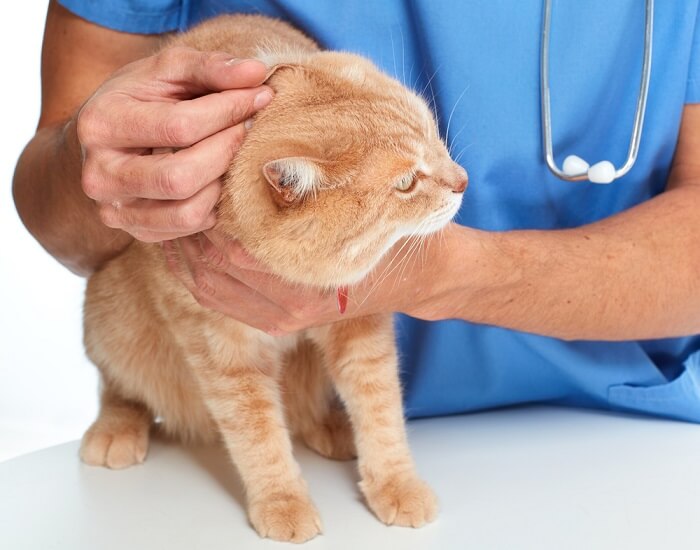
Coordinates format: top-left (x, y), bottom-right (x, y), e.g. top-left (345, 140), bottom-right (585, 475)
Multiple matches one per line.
top-left (183, 441), bottom-right (246, 507)
top-left (173, 432), bottom-right (360, 511)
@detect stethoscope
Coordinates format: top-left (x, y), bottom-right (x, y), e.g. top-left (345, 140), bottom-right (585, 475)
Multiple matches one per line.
top-left (540, 0), bottom-right (654, 184)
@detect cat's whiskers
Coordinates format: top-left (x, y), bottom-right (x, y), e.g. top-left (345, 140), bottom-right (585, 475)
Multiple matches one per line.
top-left (393, 242), bottom-right (420, 292)
top-left (356, 218), bottom-right (431, 308)
top-left (453, 142), bottom-right (474, 165)
top-left (400, 25), bottom-right (407, 85)
top-left (419, 234), bottom-right (429, 269)
top-left (390, 30), bottom-right (398, 81)
top-left (395, 230), bottom-right (429, 289)
top-left (419, 63), bottom-right (443, 105)
top-left (444, 84), bottom-right (470, 151)
top-left (448, 125), bottom-right (471, 157)
top-left (352, 230), bottom-right (420, 308)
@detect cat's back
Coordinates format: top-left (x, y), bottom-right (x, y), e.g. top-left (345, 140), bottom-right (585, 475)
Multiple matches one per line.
top-left (167, 14), bottom-right (319, 58)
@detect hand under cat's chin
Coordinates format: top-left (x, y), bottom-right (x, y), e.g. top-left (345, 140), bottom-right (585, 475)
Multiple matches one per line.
top-left (163, 231), bottom-right (351, 335)
top-left (163, 226), bottom-right (451, 335)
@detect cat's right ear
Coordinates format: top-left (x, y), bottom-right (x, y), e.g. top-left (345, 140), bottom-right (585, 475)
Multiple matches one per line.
top-left (263, 158), bottom-right (324, 204)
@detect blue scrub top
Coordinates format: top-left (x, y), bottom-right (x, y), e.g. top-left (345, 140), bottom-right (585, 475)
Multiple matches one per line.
top-left (59, 0), bottom-right (700, 423)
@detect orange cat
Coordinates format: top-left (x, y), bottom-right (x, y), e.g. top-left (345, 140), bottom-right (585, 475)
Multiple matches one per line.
top-left (80, 14), bottom-right (467, 543)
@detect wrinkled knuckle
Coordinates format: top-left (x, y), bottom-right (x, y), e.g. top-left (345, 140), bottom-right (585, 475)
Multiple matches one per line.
top-left (202, 50), bottom-right (227, 68)
top-left (192, 269), bottom-right (216, 299)
top-left (158, 47), bottom-right (179, 66)
top-left (227, 243), bottom-right (253, 267)
top-left (81, 168), bottom-right (103, 199)
top-left (226, 245), bottom-right (244, 266)
top-left (161, 164), bottom-right (195, 199)
top-left (230, 126), bottom-right (247, 150)
top-left (76, 104), bottom-right (104, 147)
top-left (96, 203), bottom-right (117, 227)
top-left (154, 46), bottom-right (188, 71)
top-left (162, 114), bottom-right (194, 147)
top-left (175, 201), bottom-right (207, 231)
top-left (203, 244), bottom-right (228, 271)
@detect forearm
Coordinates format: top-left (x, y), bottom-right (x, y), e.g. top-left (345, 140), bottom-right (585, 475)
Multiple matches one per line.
top-left (12, 118), bottom-right (132, 276)
top-left (417, 185), bottom-right (700, 341)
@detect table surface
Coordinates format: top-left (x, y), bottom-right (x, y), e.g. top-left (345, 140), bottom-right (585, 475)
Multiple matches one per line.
top-left (1, 405), bottom-right (699, 550)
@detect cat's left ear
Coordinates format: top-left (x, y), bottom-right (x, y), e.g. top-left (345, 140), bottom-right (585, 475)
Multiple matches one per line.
top-left (263, 157), bottom-right (326, 204)
top-left (263, 63), bottom-right (296, 81)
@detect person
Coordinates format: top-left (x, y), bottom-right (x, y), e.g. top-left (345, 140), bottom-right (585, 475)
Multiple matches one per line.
top-left (13, 1), bottom-right (700, 422)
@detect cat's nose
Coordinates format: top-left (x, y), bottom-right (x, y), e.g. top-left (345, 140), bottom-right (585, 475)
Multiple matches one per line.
top-left (451, 166), bottom-right (468, 193)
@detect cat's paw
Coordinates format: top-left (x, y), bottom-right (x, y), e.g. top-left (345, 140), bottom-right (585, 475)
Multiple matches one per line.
top-left (360, 473), bottom-right (438, 528)
top-left (248, 492), bottom-right (322, 543)
top-left (80, 424), bottom-right (149, 470)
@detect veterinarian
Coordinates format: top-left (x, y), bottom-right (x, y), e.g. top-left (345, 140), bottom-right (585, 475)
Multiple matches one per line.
top-left (14, 1), bottom-right (700, 422)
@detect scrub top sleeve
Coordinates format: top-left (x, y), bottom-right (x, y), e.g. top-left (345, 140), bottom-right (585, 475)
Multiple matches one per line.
top-left (57, 0), bottom-right (183, 34)
top-left (686, 5), bottom-right (700, 103)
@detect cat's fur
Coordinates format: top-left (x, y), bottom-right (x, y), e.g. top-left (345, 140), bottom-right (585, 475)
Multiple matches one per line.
top-left (81, 15), bottom-right (467, 543)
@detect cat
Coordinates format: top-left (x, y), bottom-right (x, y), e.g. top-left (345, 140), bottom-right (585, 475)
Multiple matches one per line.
top-left (80, 14), bottom-right (468, 543)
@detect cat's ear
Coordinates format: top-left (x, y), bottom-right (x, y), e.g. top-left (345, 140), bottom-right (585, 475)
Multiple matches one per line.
top-left (264, 63), bottom-right (296, 82)
top-left (263, 157), bottom-right (325, 204)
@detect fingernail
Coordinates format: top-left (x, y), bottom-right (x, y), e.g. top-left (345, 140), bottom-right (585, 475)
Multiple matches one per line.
top-left (253, 90), bottom-right (273, 109)
top-left (225, 58), bottom-right (248, 66)
top-left (244, 118), bottom-right (253, 130)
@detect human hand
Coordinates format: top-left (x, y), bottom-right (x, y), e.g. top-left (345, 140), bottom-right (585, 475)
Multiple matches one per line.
top-left (162, 231), bottom-right (343, 334)
top-left (76, 47), bottom-right (273, 242)
top-left (161, 227), bottom-right (457, 334)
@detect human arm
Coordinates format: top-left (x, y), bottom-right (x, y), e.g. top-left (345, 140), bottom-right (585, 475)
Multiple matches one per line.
top-left (12, 1), bottom-right (271, 276)
top-left (432, 103), bottom-right (700, 341)
top-left (164, 103), bottom-right (700, 341)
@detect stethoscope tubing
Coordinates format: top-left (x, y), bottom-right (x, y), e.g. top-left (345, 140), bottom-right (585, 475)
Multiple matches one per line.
top-left (540, 0), bottom-right (654, 183)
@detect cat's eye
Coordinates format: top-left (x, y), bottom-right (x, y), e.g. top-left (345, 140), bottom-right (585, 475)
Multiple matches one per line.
top-left (394, 171), bottom-right (417, 193)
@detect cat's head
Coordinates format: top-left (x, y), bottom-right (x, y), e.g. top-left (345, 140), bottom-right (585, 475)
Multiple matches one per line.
top-left (218, 50), bottom-right (468, 288)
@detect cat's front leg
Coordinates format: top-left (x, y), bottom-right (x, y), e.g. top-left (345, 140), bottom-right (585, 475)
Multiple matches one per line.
top-left (310, 316), bottom-right (438, 527)
top-left (186, 340), bottom-right (322, 543)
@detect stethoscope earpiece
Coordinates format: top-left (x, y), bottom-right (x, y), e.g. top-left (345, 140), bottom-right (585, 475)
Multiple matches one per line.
top-left (562, 155), bottom-right (589, 176)
top-left (540, 0), bottom-right (654, 184)
top-left (563, 155), bottom-right (616, 184)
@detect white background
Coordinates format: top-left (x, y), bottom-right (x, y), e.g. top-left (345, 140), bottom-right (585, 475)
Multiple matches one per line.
top-left (0, 0), bottom-right (99, 462)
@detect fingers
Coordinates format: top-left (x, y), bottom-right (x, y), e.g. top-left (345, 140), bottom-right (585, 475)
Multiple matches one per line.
top-left (200, 230), bottom-right (262, 272)
top-left (98, 181), bottom-right (221, 242)
top-left (76, 47), bottom-right (276, 243)
top-left (80, 85), bottom-right (272, 149)
top-left (146, 49), bottom-right (269, 94)
top-left (162, 237), bottom-right (290, 333)
top-left (192, 232), bottom-right (335, 328)
top-left (86, 123), bottom-right (247, 201)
